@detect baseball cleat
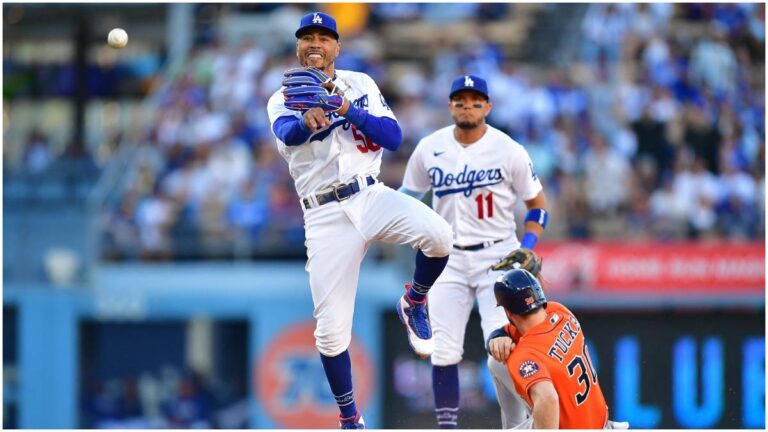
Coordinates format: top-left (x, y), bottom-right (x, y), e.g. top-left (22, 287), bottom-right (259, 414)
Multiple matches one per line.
top-left (340, 412), bottom-right (366, 429)
top-left (396, 285), bottom-right (434, 359)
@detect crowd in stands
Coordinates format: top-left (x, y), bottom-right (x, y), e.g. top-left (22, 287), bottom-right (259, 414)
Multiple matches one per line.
top-left (85, 3), bottom-right (764, 259)
top-left (81, 367), bottom-right (247, 429)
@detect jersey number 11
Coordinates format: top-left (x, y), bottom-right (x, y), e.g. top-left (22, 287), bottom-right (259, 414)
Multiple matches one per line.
top-left (475, 192), bottom-right (494, 219)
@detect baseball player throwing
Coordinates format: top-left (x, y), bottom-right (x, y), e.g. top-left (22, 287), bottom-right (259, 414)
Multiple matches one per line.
top-left (489, 269), bottom-right (629, 429)
top-left (399, 75), bottom-right (548, 428)
top-left (267, 12), bottom-right (453, 429)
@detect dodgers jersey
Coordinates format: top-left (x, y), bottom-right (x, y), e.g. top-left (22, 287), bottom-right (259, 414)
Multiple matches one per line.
top-left (402, 125), bottom-right (542, 246)
top-left (267, 69), bottom-right (396, 198)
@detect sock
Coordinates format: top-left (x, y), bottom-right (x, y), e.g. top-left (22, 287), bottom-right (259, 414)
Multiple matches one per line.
top-left (409, 250), bottom-right (449, 302)
top-left (433, 364), bottom-right (460, 429)
top-left (320, 350), bottom-right (357, 419)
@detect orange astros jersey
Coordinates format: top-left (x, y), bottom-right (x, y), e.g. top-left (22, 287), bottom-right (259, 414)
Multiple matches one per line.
top-left (504, 302), bottom-right (608, 429)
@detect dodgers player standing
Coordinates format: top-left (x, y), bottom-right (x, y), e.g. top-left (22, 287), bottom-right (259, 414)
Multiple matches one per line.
top-left (267, 12), bottom-right (453, 429)
top-left (400, 75), bottom-right (549, 429)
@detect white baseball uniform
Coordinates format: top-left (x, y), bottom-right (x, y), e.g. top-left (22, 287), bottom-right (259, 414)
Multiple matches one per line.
top-left (267, 69), bottom-right (453, 357)
top-left (401, 124), bottom-right (543, 427)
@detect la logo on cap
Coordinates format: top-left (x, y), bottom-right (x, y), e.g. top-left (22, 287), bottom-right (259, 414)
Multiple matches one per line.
top-left (464, 76), bottom-right (474, 87)
top-left (313, 13), bottom-right (323, 24)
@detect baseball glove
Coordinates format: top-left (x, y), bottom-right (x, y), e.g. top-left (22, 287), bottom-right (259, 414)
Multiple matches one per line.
top-left (490, 247), bottom-right (542, 276)
top-left (283, 66), bottom-right (333, 87)
top-left (283, 66), bottom-right (344, 112)
top-left (284, 85), bottom-right (344, 112)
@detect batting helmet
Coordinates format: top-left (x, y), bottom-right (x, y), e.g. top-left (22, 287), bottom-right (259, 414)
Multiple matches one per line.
top-left (494, 269), bottom-right (547, 315)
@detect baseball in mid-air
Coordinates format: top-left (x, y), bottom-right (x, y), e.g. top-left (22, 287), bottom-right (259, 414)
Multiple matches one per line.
top-left (107, 28), bottom-right (128, 49)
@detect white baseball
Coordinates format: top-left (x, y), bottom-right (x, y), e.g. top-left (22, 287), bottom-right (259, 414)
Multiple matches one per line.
top-left (107, 28), bottom-right (128, 49)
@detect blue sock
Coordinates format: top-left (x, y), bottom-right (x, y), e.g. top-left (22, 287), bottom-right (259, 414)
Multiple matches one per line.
top-left (409, 250), bottom-right (449, 302)
top-left (433, 364), bottom-right (460, 429)
top-left (320, 350), bottom-right (357, 419)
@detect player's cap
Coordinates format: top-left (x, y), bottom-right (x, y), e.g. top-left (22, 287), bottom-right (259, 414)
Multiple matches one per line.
top-left (296, 12), bottom-right (339, 40)
top-left (449, 75), bottom-right (489, 100)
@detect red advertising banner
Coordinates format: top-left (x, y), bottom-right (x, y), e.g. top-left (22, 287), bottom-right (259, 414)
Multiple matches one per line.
top-left (537, 242), bottom-right (765, 293)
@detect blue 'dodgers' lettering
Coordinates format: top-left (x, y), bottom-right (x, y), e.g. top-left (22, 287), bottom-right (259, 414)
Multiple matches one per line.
top-left (429, 165), bottom-right (504, 197)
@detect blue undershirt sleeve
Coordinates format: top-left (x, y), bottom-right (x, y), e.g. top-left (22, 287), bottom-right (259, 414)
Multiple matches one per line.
top-left (272, 115), bottom-right (312, 146)
top-left (397, 187), bottom-right (426, 200)
top-left (344, 105), bottom-right (402, 151)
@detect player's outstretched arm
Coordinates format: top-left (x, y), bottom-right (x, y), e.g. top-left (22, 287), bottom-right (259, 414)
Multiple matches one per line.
top-left (530, 381), bottom-right (559, 429)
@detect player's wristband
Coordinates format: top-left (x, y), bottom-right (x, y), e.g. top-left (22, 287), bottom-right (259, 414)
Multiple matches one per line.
top-left (524, 208), bottom-right (548, 228)
top-left (485, 327), bottom-right (509, 352)
top-left (521, 208), bottom-right (548, 249)
top-left (520, 232), bottom-right (538, 249)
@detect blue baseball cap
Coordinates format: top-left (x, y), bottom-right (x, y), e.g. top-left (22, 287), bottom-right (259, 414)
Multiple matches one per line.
top-left (449, 75), bottom-right (489, 100)
top-left (295, 12), bottom-right (339, 40)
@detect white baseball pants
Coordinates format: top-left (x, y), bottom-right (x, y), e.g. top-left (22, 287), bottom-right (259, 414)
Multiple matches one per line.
top-left (303, 182), bottom-right (453, 356)
top-left (428, 238), bottom-right (529, 427)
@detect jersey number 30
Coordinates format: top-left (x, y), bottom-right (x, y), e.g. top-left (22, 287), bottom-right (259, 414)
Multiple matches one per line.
top-left (351, 125), bottom-right (380, 153)
top-left (567, 344), bottom-right (598, 405)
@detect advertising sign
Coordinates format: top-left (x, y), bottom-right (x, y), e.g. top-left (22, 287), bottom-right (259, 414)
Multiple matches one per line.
top-left (537, 242), bottom-right (765, 293)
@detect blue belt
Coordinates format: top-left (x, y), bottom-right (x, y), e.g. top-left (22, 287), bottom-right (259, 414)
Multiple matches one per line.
top-left (302, 176), bottom-right (375, 209)
top-left (453, 239), bottom-right (503, 251)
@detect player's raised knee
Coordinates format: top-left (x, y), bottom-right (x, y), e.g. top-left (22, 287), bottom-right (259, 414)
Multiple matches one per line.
top-left (314, 329), bottom-right (352, 357)
top-left (432, 351), bottom-right (463, 367)
top-left (422, 217), bottom-right (453, 257)
top-left (487, 355), bottom-right (509, 379)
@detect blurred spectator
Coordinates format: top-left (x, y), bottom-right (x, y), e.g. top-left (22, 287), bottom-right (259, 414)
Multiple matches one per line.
top-left (136, 187), bottom-right (177, 260)
top-left (683, 103), bottom-right (722, 174)
top-left (581, 4), bottom-right (630, 62)
top-left (625, 185), bottom-right (653, 240)
top-left (82, 381), bottom-right (121, 428)
top-left (103, 192), bottom-right (141, 260)
top-left (582, 132), bottom-right (632, 214)
top-left (628, 3), bottom-right (673, 43)
top-left (649, 173), bottom-right (688, 240)
top-left (81, 368), bottom-right (240, 429)
top-left (22, 129), bottom-right (54, 174)
top-left (717, 158), bottom-right (760, 238)
top-left (162, 373), bottom-right (212, 428)
top-left (631, 105), bottom-right (674, 185)
top-left (117, 376), bottom-right (145, 424)
top-left (227, 180), bottom-right (268, 249)
top-left (370, 3), bottom-right (423, 25)
top-left (690, 24), bottom-right (739, 96)
top-left (673, 156), bottom-right (723, 239)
